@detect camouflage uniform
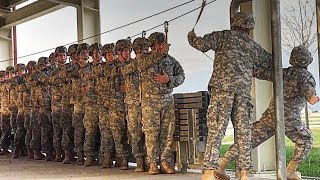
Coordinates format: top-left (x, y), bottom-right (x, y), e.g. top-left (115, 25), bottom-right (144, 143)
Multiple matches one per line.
top-left (188, 12), bottom-right (273, 170)
top-left (223, 45), bottom-right (314, 167)
top-left (12, 64), bottom-right (28, 158)
top-left (0, 66), bottom-right (15, 153)
top-left (23, 61), bottom-right (36, 157)
top-left (29, 57), bottom-right (53, 158)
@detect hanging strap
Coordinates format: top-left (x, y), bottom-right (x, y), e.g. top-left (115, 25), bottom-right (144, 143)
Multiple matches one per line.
top-left (192, 0), bottom-right (206, 32)
top-left (164, 21), bottom-right (169, 43)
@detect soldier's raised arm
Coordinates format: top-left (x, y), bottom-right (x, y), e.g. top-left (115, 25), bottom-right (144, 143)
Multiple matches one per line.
top-left (187, 30), bottom-right (225, 52)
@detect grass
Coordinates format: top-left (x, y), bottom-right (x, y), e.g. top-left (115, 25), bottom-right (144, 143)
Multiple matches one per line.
top-left (219, 128), bottom-right (320, 177)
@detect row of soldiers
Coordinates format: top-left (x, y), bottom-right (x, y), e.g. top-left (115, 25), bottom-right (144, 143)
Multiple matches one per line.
top-left (0, 31), bottom-right (185, 175)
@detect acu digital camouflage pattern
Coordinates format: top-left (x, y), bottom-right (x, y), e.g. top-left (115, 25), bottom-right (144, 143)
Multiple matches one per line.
top-left (188, 15), bottom-right (273, 170)
top-left (132, 53), bottom-right (185, 163)
top-left (231, 11), bottom-right (255, 30)
top-left (223, 45), bottom-right (315, 165)
top-left (123, 58), bottom-right (145, 159)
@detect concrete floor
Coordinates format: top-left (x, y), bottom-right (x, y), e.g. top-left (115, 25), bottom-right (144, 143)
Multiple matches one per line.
top-left (0, 154), bottom-right (276, 180)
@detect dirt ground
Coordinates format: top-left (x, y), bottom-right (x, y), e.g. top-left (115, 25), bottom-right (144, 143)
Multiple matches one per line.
top-left (0, 154), bottom-right (275, 180)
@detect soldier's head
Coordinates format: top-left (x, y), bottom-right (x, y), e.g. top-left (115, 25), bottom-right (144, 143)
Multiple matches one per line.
top-left (0, 70), bottom-right (5, 81)
top-left (55, 46), bottom-right (67, 65)
top-left (5, 66), bottom-right (15, 79)
top-left (133, 37), bottom-right (150, 55)
top-left (89, 43), bottom-right (103, 63)
top-left (15, 63), bottom-right (26, 76)
top-left (231, 12), bottom-right (255, 34)
top-left (102, 43), bottom-right (116, 62)
top-left (49, 52), bottom-right (57, 66)
top-left (26, 60), bottom-right (37, 74)
top-left (115, 39), bottom-right (132, 61)
top-left (148, 32), bottom-right (166, 51)
top-left (77, 43), bottom-right (90, 61)
top-left (289, 45), bottom-right (313, 69)
top-left (68, 44), bottom-right (80, 63)
top-left (37, 57), bottom-right (49, 71)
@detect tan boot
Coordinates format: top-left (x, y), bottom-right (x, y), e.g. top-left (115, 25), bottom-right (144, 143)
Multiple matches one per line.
top-left (214, 157), bottom-right (230, 180)
top-left (62, 150), bottom-right (71, 164)
top-left (45, 150), bottom-right (54, 161)
top-left (202, 169), bottom-right (216, 180)
top-left (115, 157), bottom-right (121, 167)
top-left (135, 157), bottom-right (145, 172)
top-left (0, 148), bottom-right (10, 155)
top-left (84, 156), bottom-right (94, 166)
top-left (160, 161), bottom-right (175, 174)
top-left (239, 169), bottom-right (249, 180)
top-left (287, 161), bottom-right (301, 180)
top-left (33, 150), bottom-right (43, 160)
top-left (55, 149), bottom-right (63, 162)
top-left (101, 152), bottom-right (112, 168)
top-left (120, 157), bottom-right (129, 170)
top-left (148, 162), bottom-right (159, 175)
top-left (76, 152), bottom-right (85, 165)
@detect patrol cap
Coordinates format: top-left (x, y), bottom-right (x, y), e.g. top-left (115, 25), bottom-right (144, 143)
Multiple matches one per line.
top-left (102, 43), bottom-right (115, 54)
top-left (37, 57), bottom-right (49, 65)
top-left (115, 39), bottom-right (132, 52)
top-left (289, 45), bottom-right (313, 68)
top-left (68, 44), bottom-right (78, 56)
top-left (132, 37), bottom-right (150, 51)
top-left (89, 43), bottom-right (102, 56)
top-left (49, 52), bottom-right (56, 59)
top-left (0, 70), bottom-right (5, 77)
top-left (148, 32), bottom-right (165, 46)
top-left (231, 12), bottom-right (255, 30)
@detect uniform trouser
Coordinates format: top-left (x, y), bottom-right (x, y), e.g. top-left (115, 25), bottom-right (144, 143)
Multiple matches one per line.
top-left (62, 105), bottom-right (74, 151)
top-left (10, 108), bottom-right (18, 137)
top-left (108, 107), bottom-right (129, 159)
top-left (141, 95), bottom-right (175, 163)
top-left (83, 104), bottom-right (99, 157)
top-left (127, 99), bottom-right (145, 158)
top-left (13, 108), bottom-right (26, 147)
top-left (52, 105), bottom-right (63, 151)
top-left (0, 107), bottom-right (11, 150)
top-left (72, 103), bottom-right (85, 153)
top-left (31, 107), bottom-right (53, 151)
top-left (223, 100), bottom-right (313, 164)
top-left (203, 91), bottom-right (253, 170)
top-left (24, 108), bottom-right (32, 149)
top-left (99, 107), bottom-right (113, 154)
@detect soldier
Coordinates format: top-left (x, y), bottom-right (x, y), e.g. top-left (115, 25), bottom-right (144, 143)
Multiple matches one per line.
top-left (9, 68), bottom-right (19, 153)
top-left (24, 61), bottom-right (37, 159)
top-left (216, 45), bottom-right (317, 180)
top-left (0, 66), bottom-right (15, 155)
top-left (137, 32), bottom-right (184, 175)
top-left (0, 70), bottom-right (5, 152)
top-left (123, 37), bottom-right (150, 172)
top-left (29, 57), bottom-right (54, 160)
top-left (12, 63), bottom-right (27, 158)
top-left (82, 43), bottom-right (102, 166)
top-left (70, 43), bottom-right (88, 165)
top-left (97, 43), bottom-right (116, 168)
top-left (50, 46), bottom-right (74, 163)
top-left (187, 12), bottom-right (273, 180)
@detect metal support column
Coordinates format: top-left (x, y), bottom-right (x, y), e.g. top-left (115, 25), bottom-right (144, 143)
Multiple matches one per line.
top-left (76, 0), bottom-right (101, 44)
top-left (270, 0), bottom-right (286, 179)
top-left (0, 9), bottom-right (13, 69)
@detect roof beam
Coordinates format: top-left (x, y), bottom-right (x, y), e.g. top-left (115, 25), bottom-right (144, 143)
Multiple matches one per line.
top-left (0, 0), bottom-right (66, 29)
top-left (0, 0), bottom-right (29, 9)
top-left (46, 0), bottom-right (81, 7)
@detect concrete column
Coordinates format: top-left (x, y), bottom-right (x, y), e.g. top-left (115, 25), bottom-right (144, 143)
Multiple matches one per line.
top-left (241, 0), bottom-right (276, 173)
top-left (0, 9), bottom-right (14, 69)
top-left (76, 0), bottom-right (101, 44)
